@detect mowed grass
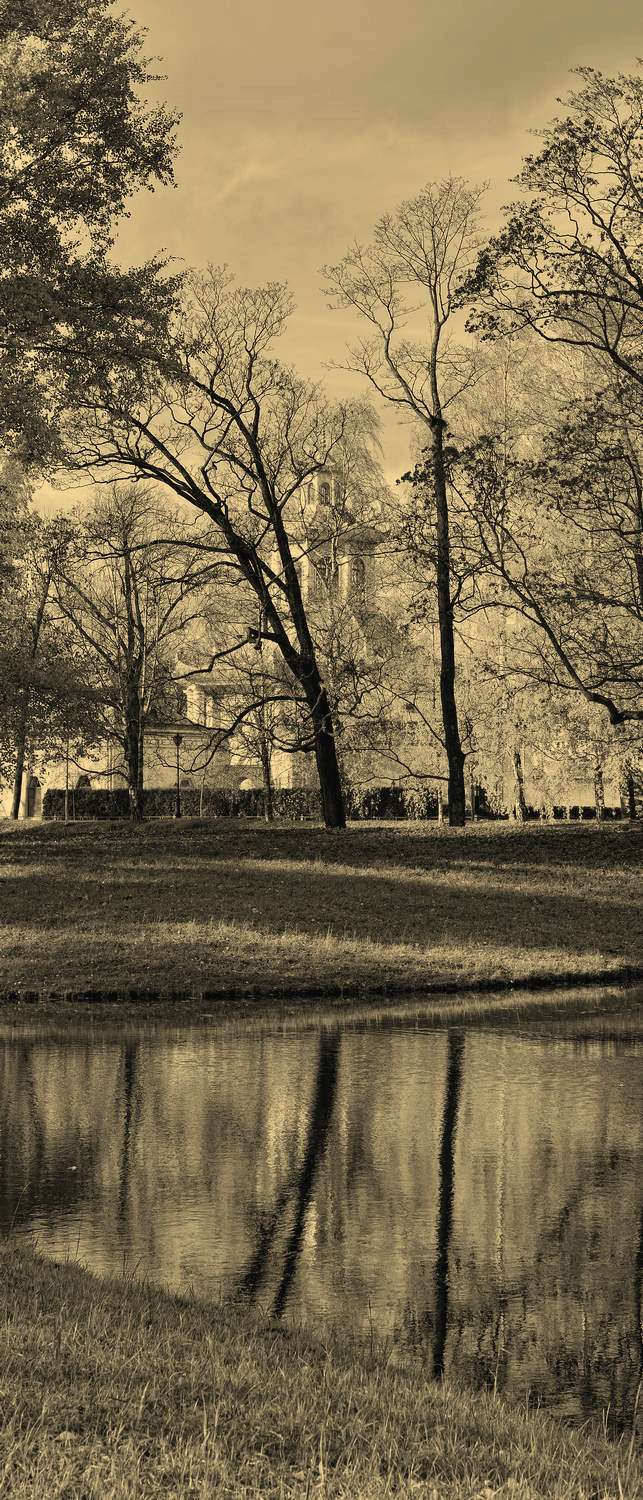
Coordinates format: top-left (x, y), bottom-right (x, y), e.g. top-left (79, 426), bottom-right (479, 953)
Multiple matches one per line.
top-left (0, 818), bottom-right (641, 1003)
top-left (1, 1243), bottom-right (639, 1500)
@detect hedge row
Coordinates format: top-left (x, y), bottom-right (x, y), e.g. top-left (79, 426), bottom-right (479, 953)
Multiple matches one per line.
top-left (42, 784), bottom-right (441, 822)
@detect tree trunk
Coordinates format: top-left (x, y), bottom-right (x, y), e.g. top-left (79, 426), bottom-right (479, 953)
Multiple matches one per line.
top-left (433, 1030), bottom-right (464, 1380)
top-left (256, 711), bottom-right (272, 822)
top-left (512, 745), bottom-right (528, 822)
top-left (10, 573), bottom-right (51, 821)
top-left (303, 671), bottom-right (346, 830)
top-left (123, 686), bottom-right (144, 822)
top-left (259, 733), bottom-right (274, 822)
top-left (137, 720), bottom-right (145, 799)
top-left (272, 1029), bottom-right (341, 1317)
top-left (593, 762), bottom-right (605, 820)
top-left (10, 691), bottom-right (30, 819)
top-left (429, 422), bottom-right (466, 827)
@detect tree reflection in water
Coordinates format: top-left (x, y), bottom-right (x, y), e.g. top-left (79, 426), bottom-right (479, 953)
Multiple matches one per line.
top-left (117, 1042), bottom-right (139, 1235)
top-left (1, 1008), bottom-right (641, 1429)
top-left (433, 1029), bottom-right (464, 1379)
top-left (237, 1028), bottom-right (341, 1316)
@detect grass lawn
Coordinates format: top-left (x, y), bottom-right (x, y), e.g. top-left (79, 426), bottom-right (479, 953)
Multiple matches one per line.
top-left (0, 818), bottom-right (641, 1006)
top-left (1, 1243), bottom-right (639, 1500)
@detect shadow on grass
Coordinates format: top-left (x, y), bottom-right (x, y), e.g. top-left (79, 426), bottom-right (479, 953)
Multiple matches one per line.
top-left (1, 818), bottom-right (641, 868)
top-left (2, 845), bottom-right (640, 964)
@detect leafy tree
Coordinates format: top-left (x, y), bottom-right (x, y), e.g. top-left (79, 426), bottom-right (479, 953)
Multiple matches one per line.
top-left (324, 179), bottom-right (485, 824)
top-left (466, 66), bottom-right (643, 391)
top-left (453, 395), bottom-right (643, 729)
top-left (0, 509), bottom-right (102, 813)
top-left (0, 0), bottom-right (179, 462)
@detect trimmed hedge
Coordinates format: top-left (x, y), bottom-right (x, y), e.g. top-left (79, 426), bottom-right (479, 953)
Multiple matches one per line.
top-left (42, 784), bottom-right (440, 822)
top-left (43, 788), bottom-right (132, 820)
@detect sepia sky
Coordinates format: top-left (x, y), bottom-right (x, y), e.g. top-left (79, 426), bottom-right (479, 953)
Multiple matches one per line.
top-left (59, 0), bottom-right (643, 493)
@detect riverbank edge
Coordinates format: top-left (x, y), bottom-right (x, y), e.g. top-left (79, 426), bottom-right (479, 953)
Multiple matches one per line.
top-left (0, 961), bottom-right (641, 1028)
top-left (1, 1243), bottom-right (639, 1500)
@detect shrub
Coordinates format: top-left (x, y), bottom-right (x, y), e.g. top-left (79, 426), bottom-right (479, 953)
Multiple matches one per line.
top-left (42, 783), bottom-right (444, 822)
top-left (43, 788), bottom-right (131, 820)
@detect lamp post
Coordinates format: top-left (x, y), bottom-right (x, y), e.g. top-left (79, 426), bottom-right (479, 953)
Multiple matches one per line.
top-left (173, 732), bottom-right (183, 818)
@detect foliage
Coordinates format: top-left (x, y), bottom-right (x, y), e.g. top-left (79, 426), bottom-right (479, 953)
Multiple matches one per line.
top-left (466, 66), bottom-right (643, 391)
top-left (42, 783), bottom-right (445, 821)
top-left (452, 416), bottom-right (642, 727)
top-left (0, 0), bottom-right (179, 460)
top-left (0, 506), bottom-right (103, 801)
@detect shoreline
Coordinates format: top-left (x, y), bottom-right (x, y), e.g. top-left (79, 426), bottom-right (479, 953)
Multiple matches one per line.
top-left (1, 1242), bottom-right (639, 1499)
top-left (2, 817), bottom-right (641, 1027)
top-left (0, 971), bottom-right (640, 1036)
top-left (0, 960), bottom-right (638, 1032)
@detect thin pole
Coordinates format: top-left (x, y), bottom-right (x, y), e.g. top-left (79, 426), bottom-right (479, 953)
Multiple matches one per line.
top-left (64, 735), bottom-right (70, 824)
top-left (174, 733), bottom-right (182, 819)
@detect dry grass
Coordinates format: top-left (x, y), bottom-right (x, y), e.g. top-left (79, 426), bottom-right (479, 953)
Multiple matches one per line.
top-left (0, 818), bottom-right (640, 1006)
top-left (0, 1242), bottom-right (639, 1499)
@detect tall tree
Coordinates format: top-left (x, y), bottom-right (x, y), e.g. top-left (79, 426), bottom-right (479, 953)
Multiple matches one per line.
top-left (0, 0), bottom-right (179, 462)
top-left (324, 179), bottom-right (485, 824)
top-left (61, 270), bottom-right (379, 829)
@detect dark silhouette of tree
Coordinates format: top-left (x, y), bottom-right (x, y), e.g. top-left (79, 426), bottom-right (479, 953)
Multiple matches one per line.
top-left (433, 1030), bottom-right (464, 1379)
top-left (117, 1042), bottom-right (139, 1233)
top-left (236, 1028), bottom-right (341, 1314)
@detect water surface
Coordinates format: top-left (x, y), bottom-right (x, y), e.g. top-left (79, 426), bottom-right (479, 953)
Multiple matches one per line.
top-left (2, 992), bottom-right (641, 1429)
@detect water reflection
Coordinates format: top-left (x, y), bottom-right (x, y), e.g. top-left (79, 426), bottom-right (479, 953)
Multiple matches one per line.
top-left (1, 1001), bottom-right (641, 1428)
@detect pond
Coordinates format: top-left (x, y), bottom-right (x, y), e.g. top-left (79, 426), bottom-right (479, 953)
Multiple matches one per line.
top-left (2, 990), bottom-right (641, 1431)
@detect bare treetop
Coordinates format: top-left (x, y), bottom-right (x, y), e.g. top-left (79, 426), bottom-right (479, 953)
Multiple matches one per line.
top-left (323, 177), bottom-right (485, 426)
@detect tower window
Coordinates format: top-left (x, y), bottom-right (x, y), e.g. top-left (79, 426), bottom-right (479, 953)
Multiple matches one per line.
top-left (320, 480), bottom-right (331, 505)
top-left (350, 555), bottom-right (367, 607)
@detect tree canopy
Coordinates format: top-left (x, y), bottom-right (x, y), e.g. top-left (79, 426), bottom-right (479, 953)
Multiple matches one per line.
top-left (0, 0), bottom-right (179, 461)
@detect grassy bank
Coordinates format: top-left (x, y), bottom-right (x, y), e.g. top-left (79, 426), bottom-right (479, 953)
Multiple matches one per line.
top-left (0, 818), bottom-right (641, 1006)
top-left (0, 1243), bottom-right (639, 1499)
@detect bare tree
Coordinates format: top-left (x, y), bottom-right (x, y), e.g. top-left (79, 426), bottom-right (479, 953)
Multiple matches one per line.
top-left (54, 484), bottom-right (220, 819)
top-left (62, 269), bottom-right (379, 828)
top-left (324, 178), bottom-right (485, 824)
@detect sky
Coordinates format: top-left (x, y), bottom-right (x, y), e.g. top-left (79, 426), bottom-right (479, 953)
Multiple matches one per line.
top-left (50, 0), bottom-right (643, 497)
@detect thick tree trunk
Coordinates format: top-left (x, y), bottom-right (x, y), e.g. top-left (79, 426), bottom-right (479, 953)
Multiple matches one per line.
top-left (512, 745), bottom-right (528, 822)
top-left (593, 762), bottom-right (605, 820)
top-left (123, 687), bottom-right (144, 822)
top-left (259, 733), bottom-right (274, 822)
top-left (10, 691), bottom-right (30, 820)
top-left (430, 422), bottom-right (466, 827)
top-left (303, 671), bottom-right (346, 830)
